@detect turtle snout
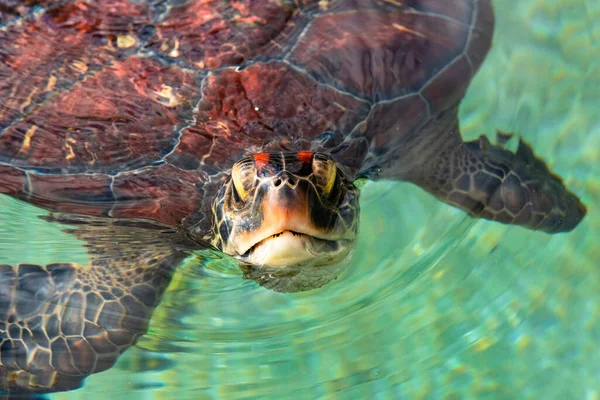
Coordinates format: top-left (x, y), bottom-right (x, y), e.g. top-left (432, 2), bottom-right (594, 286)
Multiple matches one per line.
top-left (271, 171), bottom-right (299, 189)
top-left (264, 174), bottom-right (308, 211)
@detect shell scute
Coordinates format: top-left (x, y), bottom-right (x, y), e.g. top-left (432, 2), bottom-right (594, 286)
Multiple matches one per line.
top-left (0, 0), bottom-right (153, 130)
top-left (148, 0), bottom-right (309, 69)
top-left (110, 164), bottom-right (206, 226)
top-left (288, 9), bottom-right (470, 101)
top-left (1, 56), bottom-right (202, 174)
top-left (167, 62), bottom-right (371, 175)
top-left (28, 172), bottom-right (114, 217)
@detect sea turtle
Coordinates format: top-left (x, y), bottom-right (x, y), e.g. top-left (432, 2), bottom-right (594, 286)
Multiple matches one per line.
top-left (0, 0), bottom-right (586, 394)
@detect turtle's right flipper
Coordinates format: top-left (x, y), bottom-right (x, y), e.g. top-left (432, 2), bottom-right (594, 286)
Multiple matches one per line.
top-left (411, 133), bottom-right (586, 233)
top-left (0, 216), bottom-right (196, 395)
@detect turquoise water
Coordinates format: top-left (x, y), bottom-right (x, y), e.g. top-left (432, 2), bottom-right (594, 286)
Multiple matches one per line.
top-left (0, 0), bottom-right (599, 398)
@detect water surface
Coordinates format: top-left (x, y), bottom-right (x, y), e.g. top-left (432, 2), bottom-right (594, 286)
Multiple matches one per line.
top-left (0, 0), bottom-right (598, 398)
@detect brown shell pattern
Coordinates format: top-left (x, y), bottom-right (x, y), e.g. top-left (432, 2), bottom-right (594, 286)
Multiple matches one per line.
top-left (0, 0), bottom-right (494, 228)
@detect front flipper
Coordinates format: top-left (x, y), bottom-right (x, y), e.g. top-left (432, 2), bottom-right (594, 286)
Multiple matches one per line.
top-left (0, 215), bottom-right (197, 395)
top-left (411, 133), bottom-right (586, 233)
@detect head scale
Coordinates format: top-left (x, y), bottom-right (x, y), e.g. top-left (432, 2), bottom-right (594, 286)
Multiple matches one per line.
top-left (211, 151), bottom-right (359, 283)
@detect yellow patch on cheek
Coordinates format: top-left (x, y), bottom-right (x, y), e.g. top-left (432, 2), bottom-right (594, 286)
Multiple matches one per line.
top-left (322, 160), bottom-right (337, 196)
top-left (232, 172), bottom-right (250, 201)
top-left (231, 162), bottom-right (257, 202)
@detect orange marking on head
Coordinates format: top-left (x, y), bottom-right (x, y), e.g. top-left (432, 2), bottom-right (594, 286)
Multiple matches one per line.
top-left (297, 151), bottom-right (314, 164)
top-left (253, 153), bottom-right (270, 170)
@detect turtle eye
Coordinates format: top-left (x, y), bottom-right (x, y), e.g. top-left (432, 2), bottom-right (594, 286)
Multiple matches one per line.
top-left (231, 161), bottom-right (256, 203)
top-left (312, 155), bottom-right (337, 198)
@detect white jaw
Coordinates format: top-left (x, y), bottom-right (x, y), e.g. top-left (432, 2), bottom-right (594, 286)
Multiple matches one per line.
top-left (241, 231), bottom-right (316, 266)
top-left (239, 230), bottom-right (349, 267)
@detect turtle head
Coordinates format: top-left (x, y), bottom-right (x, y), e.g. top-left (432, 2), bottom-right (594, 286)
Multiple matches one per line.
top-left (211, 151), bottom-right (359, 288)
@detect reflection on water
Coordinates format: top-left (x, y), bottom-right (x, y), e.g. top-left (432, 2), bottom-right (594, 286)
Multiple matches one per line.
top-left (0, 0), bottom-right (598, 398)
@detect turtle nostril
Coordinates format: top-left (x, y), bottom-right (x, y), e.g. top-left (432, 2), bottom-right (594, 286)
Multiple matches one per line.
top-left (273, 172), bottom-right (298, 188)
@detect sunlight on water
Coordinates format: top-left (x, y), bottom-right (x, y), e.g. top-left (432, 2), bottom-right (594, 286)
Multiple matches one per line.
top-left (0, 0), bottom-right (598, 399)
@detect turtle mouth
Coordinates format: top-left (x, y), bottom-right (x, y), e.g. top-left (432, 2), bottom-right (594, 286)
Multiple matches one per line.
top-left (239, 230), bottom-right (346, 267)
top-left (241, 230), bottom-right (307, 256)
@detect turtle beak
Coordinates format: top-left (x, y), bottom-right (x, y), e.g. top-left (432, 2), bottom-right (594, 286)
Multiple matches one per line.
top-left (242, 230), bottom-right (347, 267)
top-left (233, 173), bottom-right (349, 266)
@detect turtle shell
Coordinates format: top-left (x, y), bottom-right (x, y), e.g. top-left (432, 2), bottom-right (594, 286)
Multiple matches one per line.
top-left (0, 0), bottom-right (494, 232)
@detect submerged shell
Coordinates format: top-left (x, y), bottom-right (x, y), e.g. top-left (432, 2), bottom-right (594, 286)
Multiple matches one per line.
top-left (0, 0), bottom-right (494, 229)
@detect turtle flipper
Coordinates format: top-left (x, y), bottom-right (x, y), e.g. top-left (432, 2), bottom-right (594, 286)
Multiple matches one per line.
top-left (410, 133), bottom-right (586, 233)
top-left (0, 216), bottom-right (196, 395)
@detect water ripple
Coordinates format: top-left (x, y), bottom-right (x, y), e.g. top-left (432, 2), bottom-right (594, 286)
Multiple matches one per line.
top-left (0, 0), bottom-right (598, 397)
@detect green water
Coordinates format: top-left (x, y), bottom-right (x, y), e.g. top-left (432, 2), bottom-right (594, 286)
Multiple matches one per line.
top-left (1, 0), bottom-right (599, 398)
